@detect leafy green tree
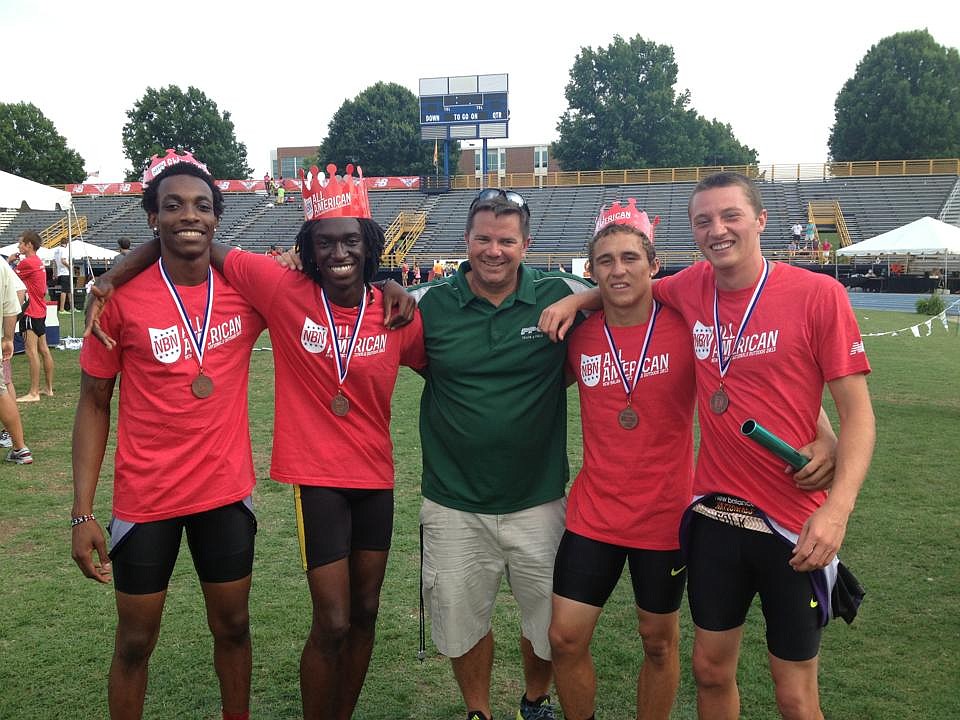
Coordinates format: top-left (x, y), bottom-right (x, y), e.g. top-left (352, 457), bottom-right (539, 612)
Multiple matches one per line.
top-left (122, 85), bottom-right (251, 180)
top-left (553, 35), bottom-right (757, 170)
top-left (829, 30), bottom-right (960, 161)
top-left (0, 102), bottom-right (85, 184)
top-left (315, 82), bottom-right (459, 177)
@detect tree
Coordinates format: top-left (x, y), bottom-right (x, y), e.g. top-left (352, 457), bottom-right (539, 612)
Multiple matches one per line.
top-left (314, 82), bottom-right (459, 177)
top-left (122, 86), bottom-right (251, 180)
top-left (0, 102), bottom-right (85, 184)
top-left (829, 30), bottom-right (960, 161)
top-left (553, 35), bottom-right (757, 171)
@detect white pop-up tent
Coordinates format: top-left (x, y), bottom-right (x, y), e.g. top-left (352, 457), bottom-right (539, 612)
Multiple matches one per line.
top-left (0, 170), bottom-right (82, 338)
top-left (0, 170), bottom-right (72, 213)
top-left (837, 216), bottom-right (960, 283)
top-left (837, 217), bottom-right (960, 256)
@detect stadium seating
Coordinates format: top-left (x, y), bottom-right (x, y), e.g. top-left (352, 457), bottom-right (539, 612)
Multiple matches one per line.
top-left (1, 175), bottom-right (957, 270)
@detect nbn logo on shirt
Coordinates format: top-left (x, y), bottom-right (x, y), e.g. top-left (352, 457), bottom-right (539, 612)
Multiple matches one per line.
top-left (520, 326), bottom-right (543, 340)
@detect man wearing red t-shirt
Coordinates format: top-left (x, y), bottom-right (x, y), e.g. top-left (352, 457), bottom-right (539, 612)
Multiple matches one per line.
top-left (549, 203), bottom-right (695, 720)
top-left (13, 230), bottom-right (54, 402)
top-left (72, 157), bottom-right (265, 720)
top-left (655, 173), bottom-right (875, 720)
top-left (539, 173), bottom-right (872, 720)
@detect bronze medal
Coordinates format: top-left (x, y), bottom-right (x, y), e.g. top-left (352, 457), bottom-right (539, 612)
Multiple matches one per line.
top-left (191, 374), bottom-right (214, 399)
top-left (709, 387), bottom-right (729, 415)
top-left (331, 391), bottom-right (350, 417)
top-left (618, 406), bottom-right (639, 430)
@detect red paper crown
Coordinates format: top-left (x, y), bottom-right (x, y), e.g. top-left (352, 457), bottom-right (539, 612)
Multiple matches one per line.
top-left (594, 198), bottom-right (660, 242)
top-left (299, 163), bottom-right (371, 221)
top-left (142, 149), bottom-right (210, 186)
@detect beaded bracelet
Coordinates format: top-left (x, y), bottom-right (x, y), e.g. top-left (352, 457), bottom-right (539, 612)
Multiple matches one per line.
top-left (71, 514), bottom-right (96, 527)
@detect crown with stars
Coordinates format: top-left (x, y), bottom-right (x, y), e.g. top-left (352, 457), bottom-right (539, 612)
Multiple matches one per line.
top-left (141, 149), bottom-right (210, 186)
top-left (299, 163), bottom-right (371, 221)
top-left (594, 198), bottom-right (660, 242)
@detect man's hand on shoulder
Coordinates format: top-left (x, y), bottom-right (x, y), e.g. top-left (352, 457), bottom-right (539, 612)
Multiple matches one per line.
top-left (83, 281), bottom-right (116, 350)
top-left (378, 279), bottom-right (415, 329)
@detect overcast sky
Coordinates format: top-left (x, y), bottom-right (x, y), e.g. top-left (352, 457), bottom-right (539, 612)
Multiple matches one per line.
top-left (1, 0), bottom-right (958, 181)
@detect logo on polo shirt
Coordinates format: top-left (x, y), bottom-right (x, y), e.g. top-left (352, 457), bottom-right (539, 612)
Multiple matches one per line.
top-left (300, 317), bottom-right (329, 354)
top-left (580, 353), bottom-right (602, 387)
top-left (520, 326), bottom-right (543, 340)
top-left (149, 325), bottom-right (182, 363)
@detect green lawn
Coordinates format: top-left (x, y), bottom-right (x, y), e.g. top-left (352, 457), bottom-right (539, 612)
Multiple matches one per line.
top-left (0, 309), bottom-right (957, 719)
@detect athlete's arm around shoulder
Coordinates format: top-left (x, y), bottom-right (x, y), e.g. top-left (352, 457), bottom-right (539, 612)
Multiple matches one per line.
top-left (789, 372), bottom-right (875, 572)
top-left (84, 238), bottom-right (161, 348)
top-left (71, 371), bottom-right (117, 584)
top-left (537, 275), bottom-right (601, 342)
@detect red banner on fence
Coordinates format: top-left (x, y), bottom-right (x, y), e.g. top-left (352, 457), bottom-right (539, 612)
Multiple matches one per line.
top-left (68, 176), bottom-right (420, 195)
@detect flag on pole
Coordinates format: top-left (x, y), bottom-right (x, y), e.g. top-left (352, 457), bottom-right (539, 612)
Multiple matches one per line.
top-left (433, 140), bottom-right (438, 168)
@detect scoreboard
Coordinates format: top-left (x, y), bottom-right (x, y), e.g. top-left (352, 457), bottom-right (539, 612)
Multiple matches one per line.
top-left (419, 74), bottom-right (509, 141)
top-left (419, 92), bottom-right (508, 126)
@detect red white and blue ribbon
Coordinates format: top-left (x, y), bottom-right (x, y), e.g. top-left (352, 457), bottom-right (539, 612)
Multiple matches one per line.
top-left (319, 286), bottom-right (367, 390)
top-left (602, 299), bottom-right (661, 403)
top-left (159, 258), bottom-right (213, 372)
top-left (713, 259), bottom-right (769, 380)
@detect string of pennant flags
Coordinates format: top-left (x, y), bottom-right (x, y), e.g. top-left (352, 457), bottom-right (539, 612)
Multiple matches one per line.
top-left (861, 299), bottom-right (960, 338)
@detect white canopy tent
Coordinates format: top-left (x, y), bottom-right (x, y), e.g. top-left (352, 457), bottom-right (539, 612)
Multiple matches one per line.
top-left (0, 170), bottom-right (83, 338)
top-left (837, 217), bottom-right (960, 286)
top-left (0, 170), bottom-right (72, 213)
top-left (0, 242), bottom-right (54, 261)
top-left (837, 216), bottom-right (960, 256)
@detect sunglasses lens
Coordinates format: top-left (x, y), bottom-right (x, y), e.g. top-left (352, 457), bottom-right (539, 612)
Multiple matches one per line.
top-left (504, 191), bottom-right (526, 208)
top-left (471, 189), bottom-right (530, 216)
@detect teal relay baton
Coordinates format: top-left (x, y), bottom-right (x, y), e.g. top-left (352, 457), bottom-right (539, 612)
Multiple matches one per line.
top-left (740, 419), bottom-right (810, 470)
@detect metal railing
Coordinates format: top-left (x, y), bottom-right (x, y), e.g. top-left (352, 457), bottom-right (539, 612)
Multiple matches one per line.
top-left (40, 215), bottom-right (87, 247)
top-left (381, 211), bottom-right (427, 268)
top-left (448, 158), bottom-right (960, 190)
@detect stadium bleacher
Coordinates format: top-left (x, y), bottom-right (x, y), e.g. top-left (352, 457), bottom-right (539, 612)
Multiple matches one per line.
top-left (1, 174), bottom-right (957, 272)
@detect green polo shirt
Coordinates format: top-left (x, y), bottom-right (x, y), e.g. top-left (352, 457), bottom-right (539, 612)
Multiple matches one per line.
top-left (410, 262), bottom-right (592, 514)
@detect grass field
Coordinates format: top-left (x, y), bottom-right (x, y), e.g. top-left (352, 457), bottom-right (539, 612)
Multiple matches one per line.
top-left (0, 308), bottom-right (958, 719)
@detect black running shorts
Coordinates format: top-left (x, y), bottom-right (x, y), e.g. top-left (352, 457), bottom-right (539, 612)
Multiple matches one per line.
top-left (108, 500), bottom-right (257, 595)
top-left (295, 486), bottom-right (393, 571)
top-left (553, 530), bottom-right (686, 613)
top-left (686, 513), bottom-right (822, 661)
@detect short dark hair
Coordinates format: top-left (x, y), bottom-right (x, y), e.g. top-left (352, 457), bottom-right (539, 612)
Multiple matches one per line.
top-left (19, 230), bottom-right (41, 250)
top-left (141, 162), bottom-right (224, 218)
top-left (688, 171), bottom-right (764, 217)
top-left (118, 237), bottom-right (131, 250)
top-left (589, 224), bottom-right (656, 266)
top-left (465, 195), bottom-right (530, 238)
top-left (295, 217), bottom-right (385, 286)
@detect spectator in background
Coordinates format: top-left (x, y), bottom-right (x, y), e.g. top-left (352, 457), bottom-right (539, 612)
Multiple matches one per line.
top-left (0, 260), bottom-right (31, 463)
top-left (804, 221), bottom-right (816, 249)
top-left (791, 222), bottom-right (804, 247)
top-left (263, 172), bottom-right (272, 193)
top-left (14, 230), bottom-right (54, 403)
top-left (115, 237), bottom-right (132, 263)
top-left (413, 263), bottom-right (421, 285)
top-left (401, 260), bottom-right (409, 287)
top-left (277, 176), bottom-right (286, 205)
top-left (53, 237), bottom-right (73, 312)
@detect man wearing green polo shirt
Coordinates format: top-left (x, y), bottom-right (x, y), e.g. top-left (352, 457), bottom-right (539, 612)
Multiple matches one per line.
top-left (410, 190), bottom-right (593, 720)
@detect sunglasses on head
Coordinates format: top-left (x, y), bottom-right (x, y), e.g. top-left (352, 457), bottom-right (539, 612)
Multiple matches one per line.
top-left (471, 188), bottom-right (530, 215)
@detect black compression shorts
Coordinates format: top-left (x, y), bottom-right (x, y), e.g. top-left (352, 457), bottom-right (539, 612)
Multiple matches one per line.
top-left (553, 530), bottom-right (685, 613)
top-left (686, 513), bottom-right (822, 661)
top-left (108, 499), bottom-right (257, 595)
top-left (295, 486), bottom-right (393, 571)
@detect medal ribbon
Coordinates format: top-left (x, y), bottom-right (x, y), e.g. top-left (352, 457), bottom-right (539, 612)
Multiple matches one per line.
top-left (602, 300), bottom-right (661, 404)
top-left (158, 258), bottom-right (213, 374)
top-left (319, 286), bottom-right (367, 390)
top-left (713, 259), bottom-right (769, 381)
